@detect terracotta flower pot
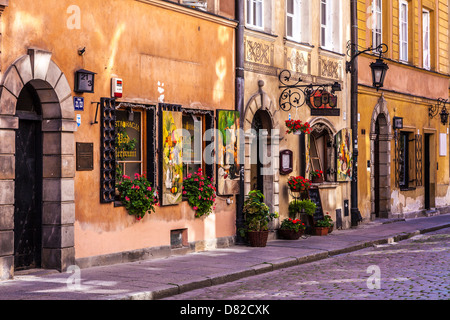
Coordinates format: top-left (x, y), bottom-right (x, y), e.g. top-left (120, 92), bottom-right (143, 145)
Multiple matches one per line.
top-left (278, 229), bottom-right (304, 240)
top-left (247, 231), bottom-right (269, 247)
top-left (313, 226), bottom-right (329, 236)
top-left (311, 176), bottom-right (324, 183)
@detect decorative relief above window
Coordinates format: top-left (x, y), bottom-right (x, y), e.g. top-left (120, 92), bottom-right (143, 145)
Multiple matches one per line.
top-left (285, 47), bottom-right (310, 75)
top-left (319, 56), bottom-right (342, 80)
top-left (244, 35), bottom-right (277, 76)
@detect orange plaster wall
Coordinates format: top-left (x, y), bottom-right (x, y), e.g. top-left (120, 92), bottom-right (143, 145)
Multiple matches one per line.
top-left (358, 56), bottom-right (449, 99)
top-left (2, 0), bottom-right (237, 259)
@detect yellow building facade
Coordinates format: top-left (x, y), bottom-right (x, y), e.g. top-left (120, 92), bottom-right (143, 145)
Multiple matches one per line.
top-left (356, 0), bottom-right (450, 220)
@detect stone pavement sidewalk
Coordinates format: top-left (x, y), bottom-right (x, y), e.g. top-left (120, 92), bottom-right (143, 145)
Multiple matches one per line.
top-left (0, 214), bottom-right (449, 300)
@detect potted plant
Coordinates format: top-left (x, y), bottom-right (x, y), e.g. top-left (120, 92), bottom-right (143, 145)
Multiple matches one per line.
top-left (323, 212), bottom-right (334, 233)
top-left (240, 190), bottom-right (278, 247)
top-left (287, 175), bottom-right (311, 199)
top-left (182, 168), bottom-right (216, 218)
top-left (285, 120), bottom-right (311, 135)
top-left (310, 169), bottom-right (324, 183)
top-left (117, 173), bottom-right (159, 220)
top-left (313, 214), bottom-right (333, 236)
top-left (288, 199), bottom-right (316, 234)
top-left (278, 218), bottom-right (306, 240)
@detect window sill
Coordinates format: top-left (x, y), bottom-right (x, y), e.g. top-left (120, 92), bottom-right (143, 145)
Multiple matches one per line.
top-left (283, 37), bottom-right (314, 49)
top-left (311, 182), bottom-right (339, 189)
top-left (400, 187), bottom-right (416, 192)
top-left (318, 47), bottom-right (345, 57)
top-left (244, 26), bottom-right (278, 39)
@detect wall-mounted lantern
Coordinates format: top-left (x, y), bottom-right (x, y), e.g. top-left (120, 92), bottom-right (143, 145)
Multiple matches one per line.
top-left (74, 69), bottom-right (96, 93)
top-left (393, 116), bottom-right (403, 130)
top-left (346, 43), bottom-right (389, 91)
top-left (429, 99), bottom-right (450, 125)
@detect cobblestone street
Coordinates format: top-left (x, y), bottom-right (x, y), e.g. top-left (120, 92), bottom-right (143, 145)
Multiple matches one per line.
top-left (163, 228), bottom-right (450, 300)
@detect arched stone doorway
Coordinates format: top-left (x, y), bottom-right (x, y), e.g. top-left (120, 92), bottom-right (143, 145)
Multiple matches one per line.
top-left (243, 81), bottom-right (280, 225)
top-left (0, 49), bottom-right (76, 279)
top-left (370, 95), bottom-right (392, 219)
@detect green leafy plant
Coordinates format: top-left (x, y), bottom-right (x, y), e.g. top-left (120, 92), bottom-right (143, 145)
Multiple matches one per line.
top-left (315, 212), bottom-right (334, 228)
top-left (288, 199), bottom-right (317, 218)
top-left (240, 190), bottom-right (278, 236)
top-left (117, 173), bottom-right (158, 220)
top-left (280, 218), bottom-right (306, 232)
top-left (182, 168), bottom-right (216, 218)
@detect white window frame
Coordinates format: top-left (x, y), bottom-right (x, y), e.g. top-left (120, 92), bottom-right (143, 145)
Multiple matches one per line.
top-left (246, 0), bottom-right (264, 30)
top-left (422, 9), bottom-right (430, 70)
top-left (286, 0), bottom-right (300, 41)
top-left (399, 0), bottom-right (408, 62)
top-left (372, 0), bottom-right (382, 50)
top-left (320, 0), bottom-right (327, 48)
top-left (320, 0), bottom-right (341, 53)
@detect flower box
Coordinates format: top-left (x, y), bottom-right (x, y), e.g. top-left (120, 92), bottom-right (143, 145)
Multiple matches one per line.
top-left (285, 120), bottom-right (311, 135)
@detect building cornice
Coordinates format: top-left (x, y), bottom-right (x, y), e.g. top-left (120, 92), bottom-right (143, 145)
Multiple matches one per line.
top-left (135, 0), bottom-right (238, 28)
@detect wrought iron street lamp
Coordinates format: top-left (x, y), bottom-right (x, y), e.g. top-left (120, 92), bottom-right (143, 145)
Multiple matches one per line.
top-left (429, 98), bottom-right (450, 125)
top-left (346, 42), bottom-right (389, 90)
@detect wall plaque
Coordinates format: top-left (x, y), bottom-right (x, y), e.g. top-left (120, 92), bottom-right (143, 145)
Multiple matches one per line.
top-left (76, 142), bottom-right (94, 171)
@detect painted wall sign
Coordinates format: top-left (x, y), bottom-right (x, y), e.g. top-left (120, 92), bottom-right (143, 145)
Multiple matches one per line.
top-left (160, 107), bottom-right (183, 206)
top-left (335, 128), bottom-right (352, 181)
top-left (217, 109), bottom-right (240, 195)
top-left (76, 114), bottom-right (81, 127)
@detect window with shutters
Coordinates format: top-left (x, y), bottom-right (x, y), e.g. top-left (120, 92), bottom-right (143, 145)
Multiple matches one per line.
top-left (320, 0), bottom-right (341, 53)
top-left (114, 104), bottom-right (157, 203)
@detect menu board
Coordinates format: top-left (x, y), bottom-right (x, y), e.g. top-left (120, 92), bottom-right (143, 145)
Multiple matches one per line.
top-left (308, 187), bottom-right (324, 221)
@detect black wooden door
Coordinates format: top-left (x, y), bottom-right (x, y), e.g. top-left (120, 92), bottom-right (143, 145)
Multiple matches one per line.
top-left (14, 118), bottom-right (42, 270)
top-left (424, 134), bottom-right (430, 209)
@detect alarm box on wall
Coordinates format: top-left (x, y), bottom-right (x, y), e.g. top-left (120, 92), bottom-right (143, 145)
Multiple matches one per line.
top-left (111, 78), bottom-right (123, 98)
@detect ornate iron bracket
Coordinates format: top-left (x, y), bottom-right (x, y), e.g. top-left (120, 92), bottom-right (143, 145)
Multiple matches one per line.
top-left (278, 69), bottom-right (341, 112)
top-left (429, 98), bottom-right (449, 125)
top-left (345, 42), bottom-right (388, 73)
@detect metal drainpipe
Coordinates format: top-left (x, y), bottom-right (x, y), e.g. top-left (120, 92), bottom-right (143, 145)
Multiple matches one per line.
top-left (235, 0), bottom-right (246, 244)
top-left (350, 0), bottom-right (362, 227)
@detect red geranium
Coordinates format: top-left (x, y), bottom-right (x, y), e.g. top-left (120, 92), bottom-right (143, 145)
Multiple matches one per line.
top-left (287, 175), bottom-right (311, 191)
top-left (285, 120), bottom-right (311, 134)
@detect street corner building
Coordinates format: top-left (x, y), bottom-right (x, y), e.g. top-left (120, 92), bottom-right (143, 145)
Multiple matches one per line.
top-left (0, 0), bottom-right (238, 280)
top-left (355, 0), bottom-right (450, 221)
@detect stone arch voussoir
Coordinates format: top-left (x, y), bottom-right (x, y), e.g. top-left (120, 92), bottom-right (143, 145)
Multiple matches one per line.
top-left (0, 48), bottom-right (76, 279)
